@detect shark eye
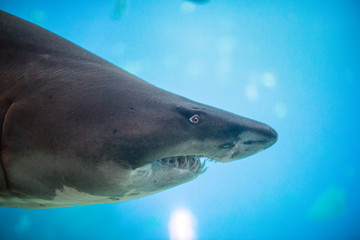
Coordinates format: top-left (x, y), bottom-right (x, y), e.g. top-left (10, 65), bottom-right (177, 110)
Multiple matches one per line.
top-left (189, 114), bottom-right (200, 124)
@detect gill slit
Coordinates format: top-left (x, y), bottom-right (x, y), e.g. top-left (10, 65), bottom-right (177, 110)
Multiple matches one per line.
top-left (0, 100), bottom-right (14, 192)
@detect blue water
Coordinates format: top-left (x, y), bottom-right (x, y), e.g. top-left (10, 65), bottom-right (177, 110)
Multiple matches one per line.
top-left (1, 1), bottom-right (359, 239)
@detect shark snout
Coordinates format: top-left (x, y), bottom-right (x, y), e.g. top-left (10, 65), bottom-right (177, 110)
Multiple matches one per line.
top-left (253, 122), bottom-right (278, 148)
top-left (216, 119), bottom-right (277, 163)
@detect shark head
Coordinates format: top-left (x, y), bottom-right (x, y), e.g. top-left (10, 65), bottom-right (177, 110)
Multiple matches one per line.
top-left (94, 82), bottom-right (278, 196)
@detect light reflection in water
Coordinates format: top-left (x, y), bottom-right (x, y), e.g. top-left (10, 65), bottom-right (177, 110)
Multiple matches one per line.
top-left (169, 207), bottom-right (197, 240)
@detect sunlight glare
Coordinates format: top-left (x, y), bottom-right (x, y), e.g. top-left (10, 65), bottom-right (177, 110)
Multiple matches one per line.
top-left (169, 207), bottom-right (197, 240)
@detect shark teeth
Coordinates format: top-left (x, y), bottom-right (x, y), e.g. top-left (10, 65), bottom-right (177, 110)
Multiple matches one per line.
top-left (157, 155), bottom-right (208, 174)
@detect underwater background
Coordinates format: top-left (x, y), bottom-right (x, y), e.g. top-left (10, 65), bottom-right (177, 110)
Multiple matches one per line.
top-left (0, 0), bottom-right (359, 239)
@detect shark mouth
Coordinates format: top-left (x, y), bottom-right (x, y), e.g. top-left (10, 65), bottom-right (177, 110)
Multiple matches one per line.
top-left (156, 155), bottom-right (210, 174)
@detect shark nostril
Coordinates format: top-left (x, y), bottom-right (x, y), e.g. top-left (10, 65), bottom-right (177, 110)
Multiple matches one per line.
top-left (219, 142), bottom-right (236, 149)
top-left (243, 140), bottom-right (255, 145)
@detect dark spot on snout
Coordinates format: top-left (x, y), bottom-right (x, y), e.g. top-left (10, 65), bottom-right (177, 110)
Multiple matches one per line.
top-left (243, 140), bottom-right (268, 145)
top-left (129, 107), bottom-right (135, 111)
top-left (113, 129), bottom-right (118, 133)
top-left (128, 192), bottom-right (139, 196)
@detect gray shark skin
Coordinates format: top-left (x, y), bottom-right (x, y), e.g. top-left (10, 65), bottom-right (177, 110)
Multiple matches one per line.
top-left (0, 10), bottom-right (277, 208)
